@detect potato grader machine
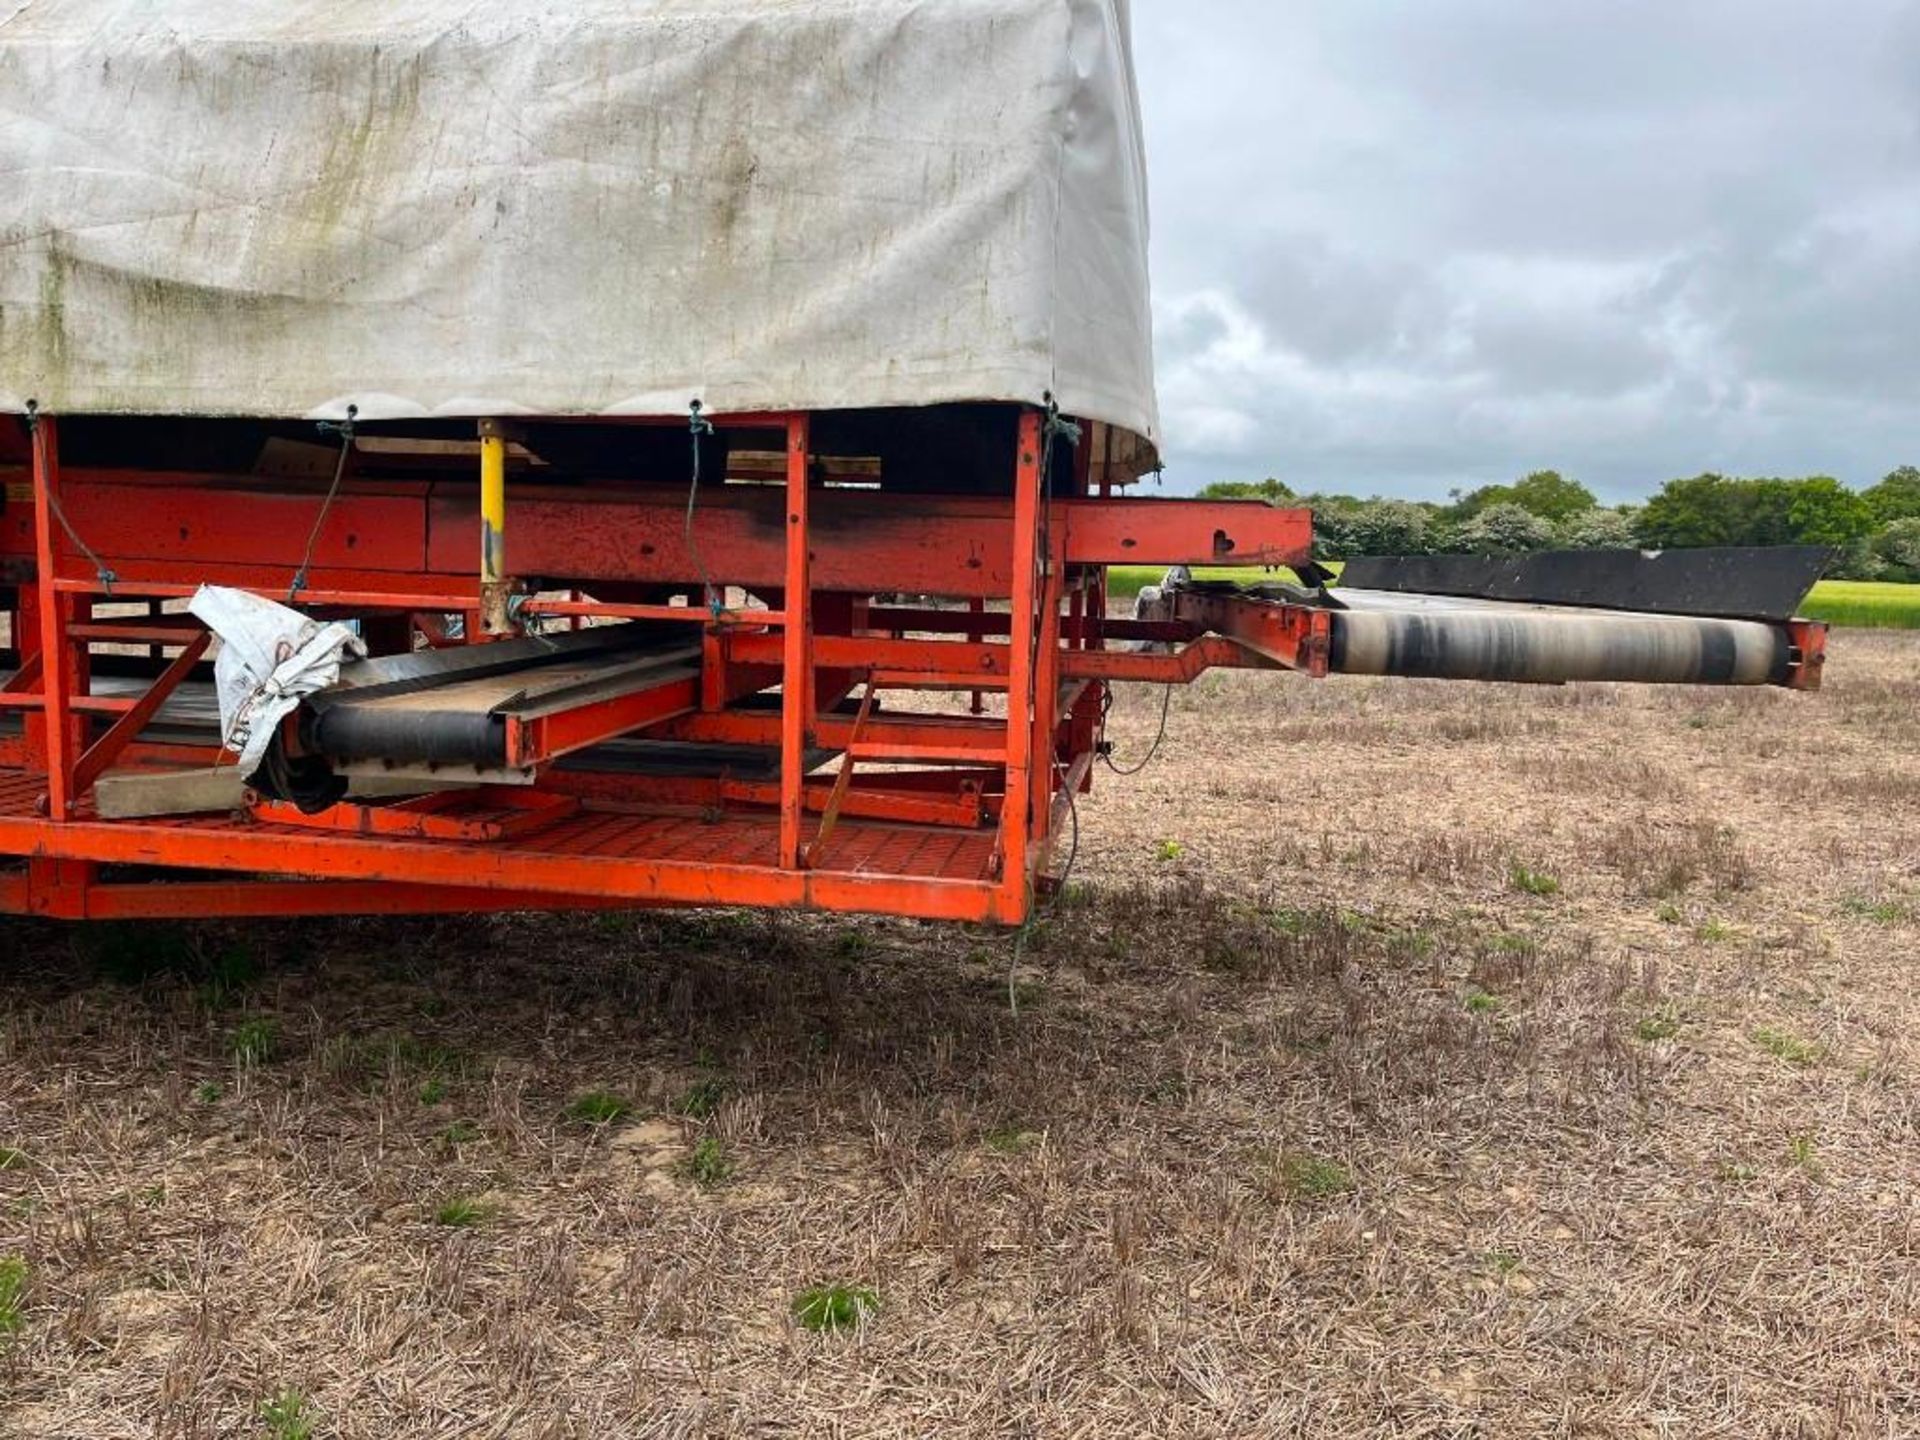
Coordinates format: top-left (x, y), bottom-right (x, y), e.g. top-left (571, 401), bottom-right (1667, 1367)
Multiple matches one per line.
top-left (0, 1), bottom-right (1825, 926)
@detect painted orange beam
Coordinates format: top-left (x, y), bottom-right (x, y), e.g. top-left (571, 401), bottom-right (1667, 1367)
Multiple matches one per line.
top-left (0, 810), bottom-right (1005, 922)
top-left (649, 705), bottom-right (1006, 757)
top-left (501, 674), bottom-right (699, 768)
top-left (725, 631), bottom-right (1011, 680)
top-left (29, 417), bottom-right (77, 819)
top-left (1060, 635), bottom-right (1280, 683)
top-left (569, 775), bottom-right (986, 828)
top-left (425, 488), bottom-right (1311, 597)
top-left (862, 607), bottom-right (1195, 645)
top-left (1, 470), bottom-right (430, 574)
top-left (998, 411), bottom-right (1045, 897)
top-left (779, 415), bottom-right (813, 868)
top-left (0, 471), bottom-right (1312, 600)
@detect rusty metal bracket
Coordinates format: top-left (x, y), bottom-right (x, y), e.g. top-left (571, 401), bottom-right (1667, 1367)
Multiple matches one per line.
top-left (1169, 591), bottom-right (1332, 677)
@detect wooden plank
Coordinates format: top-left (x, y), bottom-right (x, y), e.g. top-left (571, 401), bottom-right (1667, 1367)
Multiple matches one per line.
top-left (96, 767), bottom-right (468, 819)
top-left (95, 766), bottom-right (244, 818)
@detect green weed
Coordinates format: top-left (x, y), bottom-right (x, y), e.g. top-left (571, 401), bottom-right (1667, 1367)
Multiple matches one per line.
top-left (677, 1078), bottom-right (727, 1120)
top-left (437, 1119), bottom-right (481, 1147)
top-left (1463, 989), bottom-right (1501, 1015)
top-left (260, 1389), bottom-right (317, 1440)
top-left (387, 1035), bottom-right (466, 1076)
top-left (792, 1283), bottom-right (879, 1333)
top-left (1753, 1026), bottom-right (1821, 1066)
top-left (433, 1196), bottom-right (492, 1227)
top-left (1841, 896), bottom-right (1908, 924)
top-left (0, 1147), bottom-right (24, 1172)
top-left (229, 1018), bottom-right (277, 1066)
top-left (194, 1081), bottom-right (223, 1104)
top-left (567, 1090), bottom-right (632, 1126)
top-left (1276, 1152), bottom-right (1352, 1201)
top-left (1262, 907), bottom-right (1309, 935)
top-left (1056, 881), bottom-right (1096, 910)
top-left (687, 1137), bottom-right (733, 1188)
top-left (1635, 1011), bottom-right (1681, 1042)
top-left (0, 1255), bottom-right (25, 1337)
top-left (1509, 864), bottom-right (1560, 897)
top-left (1154, 839), bottom-right (1184, 863)
top-left (317, 1031), bottom-right (466, 1095)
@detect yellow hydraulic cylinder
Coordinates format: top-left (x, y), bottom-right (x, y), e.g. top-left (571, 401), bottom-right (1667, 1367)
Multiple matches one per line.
top-left (480, 427), bottom-right (506, 583)
top-left (478, 419), bottom-right (511, 633)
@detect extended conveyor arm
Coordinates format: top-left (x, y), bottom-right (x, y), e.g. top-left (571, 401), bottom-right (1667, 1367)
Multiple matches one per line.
top-left (1135, 548), bottom-right (1829, 691)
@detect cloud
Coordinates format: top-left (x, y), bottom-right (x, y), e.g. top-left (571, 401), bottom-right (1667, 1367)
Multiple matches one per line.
top-left (1134, 0), bottom-right (1920, 500)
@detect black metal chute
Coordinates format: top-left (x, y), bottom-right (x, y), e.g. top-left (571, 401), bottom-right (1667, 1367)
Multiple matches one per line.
top-left (1339, 545), bottom-right (1830, 623)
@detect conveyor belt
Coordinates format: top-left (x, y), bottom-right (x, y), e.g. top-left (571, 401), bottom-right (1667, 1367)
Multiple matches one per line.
top-left (305, 627), bottom-right (699, 768)
top-left (0, 669), bottom-right (223, 738)
top-left (3, 627), bottom-right (742, 774)
top-left (0, 665), bottom-right (817, 778)
top-left (1168, 565), bottom-right (1819, 689)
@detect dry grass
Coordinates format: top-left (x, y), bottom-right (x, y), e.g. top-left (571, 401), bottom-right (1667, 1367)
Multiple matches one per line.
top-left (2, 630), bottom-right (1918, 1436)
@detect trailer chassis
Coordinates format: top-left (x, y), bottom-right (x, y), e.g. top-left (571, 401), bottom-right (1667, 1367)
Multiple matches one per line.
top-left (0, 407), bottom-right (1330, 925)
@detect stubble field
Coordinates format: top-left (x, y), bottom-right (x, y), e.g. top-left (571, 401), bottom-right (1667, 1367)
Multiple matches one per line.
top-left (2, 630), bottom-right (1917, 1438)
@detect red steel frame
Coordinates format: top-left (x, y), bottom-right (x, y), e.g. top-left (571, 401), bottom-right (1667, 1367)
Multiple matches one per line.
top-left (0, 405), bottom-right (1316, 925)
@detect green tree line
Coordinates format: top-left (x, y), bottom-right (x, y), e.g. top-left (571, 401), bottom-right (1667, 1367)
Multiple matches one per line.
top-left (1197, 467), bottom-right (1920, 581)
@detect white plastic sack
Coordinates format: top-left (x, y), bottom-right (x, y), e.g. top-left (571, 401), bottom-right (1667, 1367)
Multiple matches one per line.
top-left (1130, 565), bottom-right (1190, 651)
top-left (186, 585), bottom-right (366, 772)
top-left (0, 0), bottom-right (1157, 449)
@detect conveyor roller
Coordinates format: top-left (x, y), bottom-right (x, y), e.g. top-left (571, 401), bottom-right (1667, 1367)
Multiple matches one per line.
top-left (1325, 589), bottom-right (1793, 685)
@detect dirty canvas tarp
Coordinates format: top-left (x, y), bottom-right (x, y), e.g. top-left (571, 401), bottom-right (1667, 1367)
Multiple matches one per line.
top-left (0, 0), bottom-right (1156, 447)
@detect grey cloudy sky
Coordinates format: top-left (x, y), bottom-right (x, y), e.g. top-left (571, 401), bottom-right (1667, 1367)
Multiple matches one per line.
top-left (1133, 1), bottom-right (1920, 502)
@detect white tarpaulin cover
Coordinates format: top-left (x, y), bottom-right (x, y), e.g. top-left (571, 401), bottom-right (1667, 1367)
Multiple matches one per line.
top-left (188, 584), bottom-right (366, 771)
top-left (0, 0), bottom-right (1156, 445)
